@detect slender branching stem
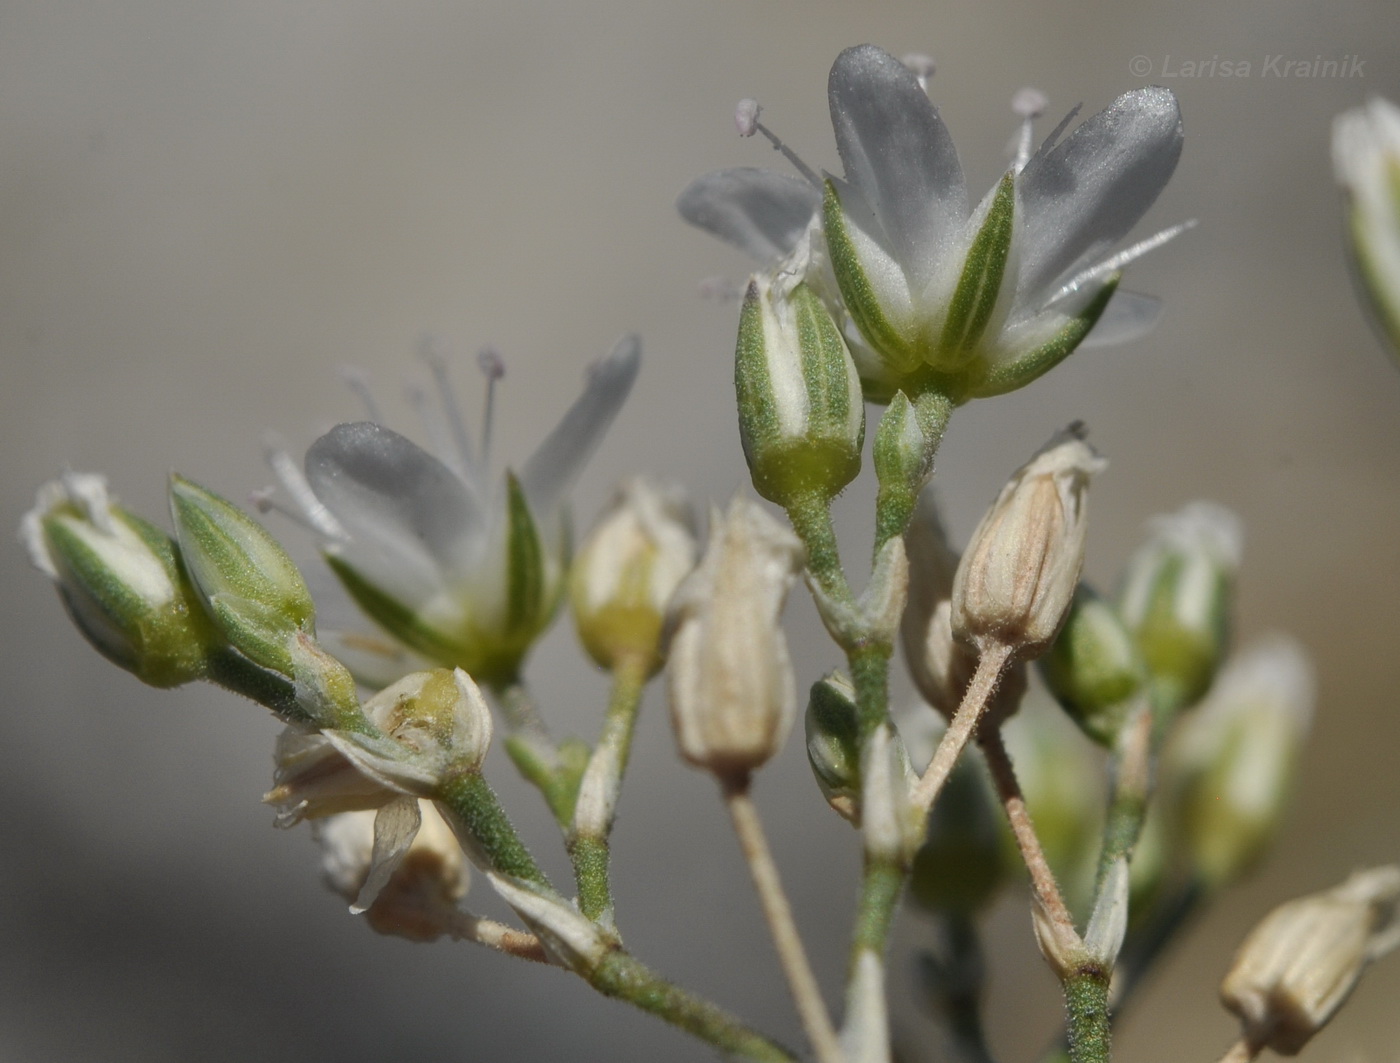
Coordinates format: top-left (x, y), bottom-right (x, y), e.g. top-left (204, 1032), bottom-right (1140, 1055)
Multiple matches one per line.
top-left (570, 653), bottom-right (651, 924)
top-left (910, 642), bottom-right (1015, 812)
top-left (978, 726), bottom-right (1077, 938)
top-left (784, 490), bottom-right (852, 606)
top-left (446, 913), bottom-right (552, 964)
top-left (722, 773), bottom-right (845, 1063)
top-left (1063, 970), bottom-right (1113, 1063)
top-left (1094, 705), bottom-right (1154, 891)
top-left (1215, 1037), bottom-right (1262, 1063)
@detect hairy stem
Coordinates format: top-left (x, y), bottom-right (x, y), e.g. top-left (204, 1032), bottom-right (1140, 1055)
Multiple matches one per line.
top-left (570, 653), bottom-right (650, 925)
top-left (723, 774), bottom-right (844, 1063)
top-left (910, 642), bottom-right (1015, 812)
top-left (1064, 969), bottom-right (1112, 1063)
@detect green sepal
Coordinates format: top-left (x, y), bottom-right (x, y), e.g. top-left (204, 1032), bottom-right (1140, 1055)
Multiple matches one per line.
top-left (503, 471), bottom-right (547, 635)
top-left (823, 180), bottom-right (921, 374)
top-left (938, 172), bottom-right (1015, 360)
top-left (169, 474), bottom-right (315, 674)
top-left (964, 277), bottom-right (1119, 399)
top-left (43, 509), bottom-right (219, 687)
top-left (735, 277), bottom-right (863, 506)
top-left (323, 552), bottom-right (467, 668)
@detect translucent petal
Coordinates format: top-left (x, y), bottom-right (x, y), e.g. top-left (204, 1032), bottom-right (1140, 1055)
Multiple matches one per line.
top-left (1016, 87), bottom-right (1183, 302)
top-left (1078, 290), bottom-right (1162, 348)
top-left (676, 168), bottom-right (820, 262)
top-left (351, 796), bottom-right (423, 913)
top-left (305, 423), bottom-right (484, 603)
top-left (828, 44), bottom-right (968, 290)
top-left (518, 335), bottom-right (641, 517)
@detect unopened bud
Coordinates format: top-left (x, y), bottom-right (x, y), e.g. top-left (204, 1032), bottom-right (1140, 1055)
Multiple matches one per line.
top-left (1039, 584), bottom-right (1149, 746)
top-left (1333, 97), bottom-right (1400, 363)
top-left (874, 391), bottom-right (932, 506)
top-left (1117, 500), bottom-right (1242, 712)
top-left (735, 270), bottom-right (865, 507)
top-left (22, 473), bottom-right (222, 687)
top-left (952, 426), bottom-right (1106, 658)
top-left (570, 478), bottom-right (697, 674)
top-left (805, 672), bottom-right (861, 823)
top-left (903, 490), bottom-right (1028, 724)
top-left (1167, 638), bottom-right (1313, 889)
top-left (169, 474), bottom-right (316, 677)
top-left (1221, 866), bottom-right (1400, 1056)
top-left (665, 497), bottom-right (804, 779)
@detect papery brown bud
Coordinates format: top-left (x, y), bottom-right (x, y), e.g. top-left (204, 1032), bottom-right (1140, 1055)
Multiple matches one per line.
top-left (952, 426), bottom-right (1105, 658)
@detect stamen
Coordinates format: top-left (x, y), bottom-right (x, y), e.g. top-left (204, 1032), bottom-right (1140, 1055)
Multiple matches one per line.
top-left (405, 380), bottom-right (465, 477)
top-left (1011, 87), bottom-right (1048, 174)
top-left (1034, 104), bottom-right (1083, 163)
top-left (338, 366), bottom-right (384, 424)
top-left (477, 346), bottom-right (505, 471)
top-left (262, 432), bottom-right (346, 538)
top-left (1045, 220), bottom-right (1197, 307)
top-left (418, 335), bottom-right (477, 475)
top-left (901, 53), bottom-right (937, 93)
top-left (735, 97), bottom-right (822, 190)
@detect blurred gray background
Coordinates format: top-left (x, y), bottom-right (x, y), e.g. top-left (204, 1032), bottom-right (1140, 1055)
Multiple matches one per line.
top-left (3, 1), bottom-right (1399, 1061)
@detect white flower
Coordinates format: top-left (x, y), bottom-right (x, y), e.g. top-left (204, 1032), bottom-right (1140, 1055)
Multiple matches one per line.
top-left (1333, 97), bottom-right (1400, 362)
top-left (680, 45), bottom-right (1187, 403)
top-left (269, 337), bottom-right (640, 685)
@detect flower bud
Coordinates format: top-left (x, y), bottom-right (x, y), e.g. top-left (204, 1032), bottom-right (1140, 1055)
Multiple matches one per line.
top-left (952, 426), bottom-right (1106, 658)
top-left (665, 497), bottom-right (805, 780)
top-left (902, 490), bottom-right (1028, 724)
top-left (873, 391), bottom-right (932, 509)
top-left (1117, 501), bottom-right (1242, 713)
top-left (1167, 638), bottom-right (1313, 890)
top-left (1039, 584), bottom-right (1149, 746)
top-left (910, 747), bottom-right (1008, 915)
top-left (315, 800), bottom-right (471, 940)
top-left (22, 473), bottom-right (222, 687)
top-left (805, 672), bottom-right (860, 823)
top-left (735, 269), bottom-right (865, 507)
top-left (1333, 97), bottom-right (1400, 363)
top-left (570, 478), bottom-right (697, 674)
top-left (1221, 866), bottom-right (1400, 1056)
top-left (168, 474), bottom-right (316, 677)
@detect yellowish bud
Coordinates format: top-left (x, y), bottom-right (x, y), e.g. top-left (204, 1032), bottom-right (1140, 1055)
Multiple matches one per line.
top-left (570, 478), bottom-right (697, 674)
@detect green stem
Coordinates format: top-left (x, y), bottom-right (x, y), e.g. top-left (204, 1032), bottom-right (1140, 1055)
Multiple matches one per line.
top-left (570, 653), bottom-right (650, 924)
top-left (435, 769), bottom-right (551, 889)
top-left (1093, 707), bottom-right (1152, 891)
top-left (589, 949), bottom-right (799, 1062)
top-left (1064, 968), bottom-right (1112, 1063)
top-left (205, 648), bottom-right (309, 723)
top-left (784, 490), bottom-right (851, 604)
top-left (851, 857), bottom-right (906, 959)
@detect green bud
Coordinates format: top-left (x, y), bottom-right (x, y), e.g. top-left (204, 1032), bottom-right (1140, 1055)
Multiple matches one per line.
top-left (1118, 501), bottom-right (1242, 713)
top-left (735, 271), bottom-right (864, 507)
top-left (1039, 584), bottom-right (1149, 746)
top-left (169, 474), bottom-right (316, 676)
top-left (23, 473), bottom-right (222, 687)
top-left (1167, 638), bottom-right (1313, 891)
top-left (910, 749), bottom-right (1007, 915)
top-left (804, 672), bottom-right (860, 823)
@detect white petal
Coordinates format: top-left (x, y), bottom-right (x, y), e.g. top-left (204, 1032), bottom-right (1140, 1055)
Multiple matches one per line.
top-left (1016, 87), bottom-right (1183, 302)
top-left (1078, 290), bottom-right (1162, 348)
top-left (350, 796), bottom-right (423, 913)
top-left (676, 168), bottom-right (820, 262)
top-left (518, 335), bottom-right (641, 517)
top-left (828, 44), bottom-right (968, 291)
top-left (305, 422), bottom-right (484, 602)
